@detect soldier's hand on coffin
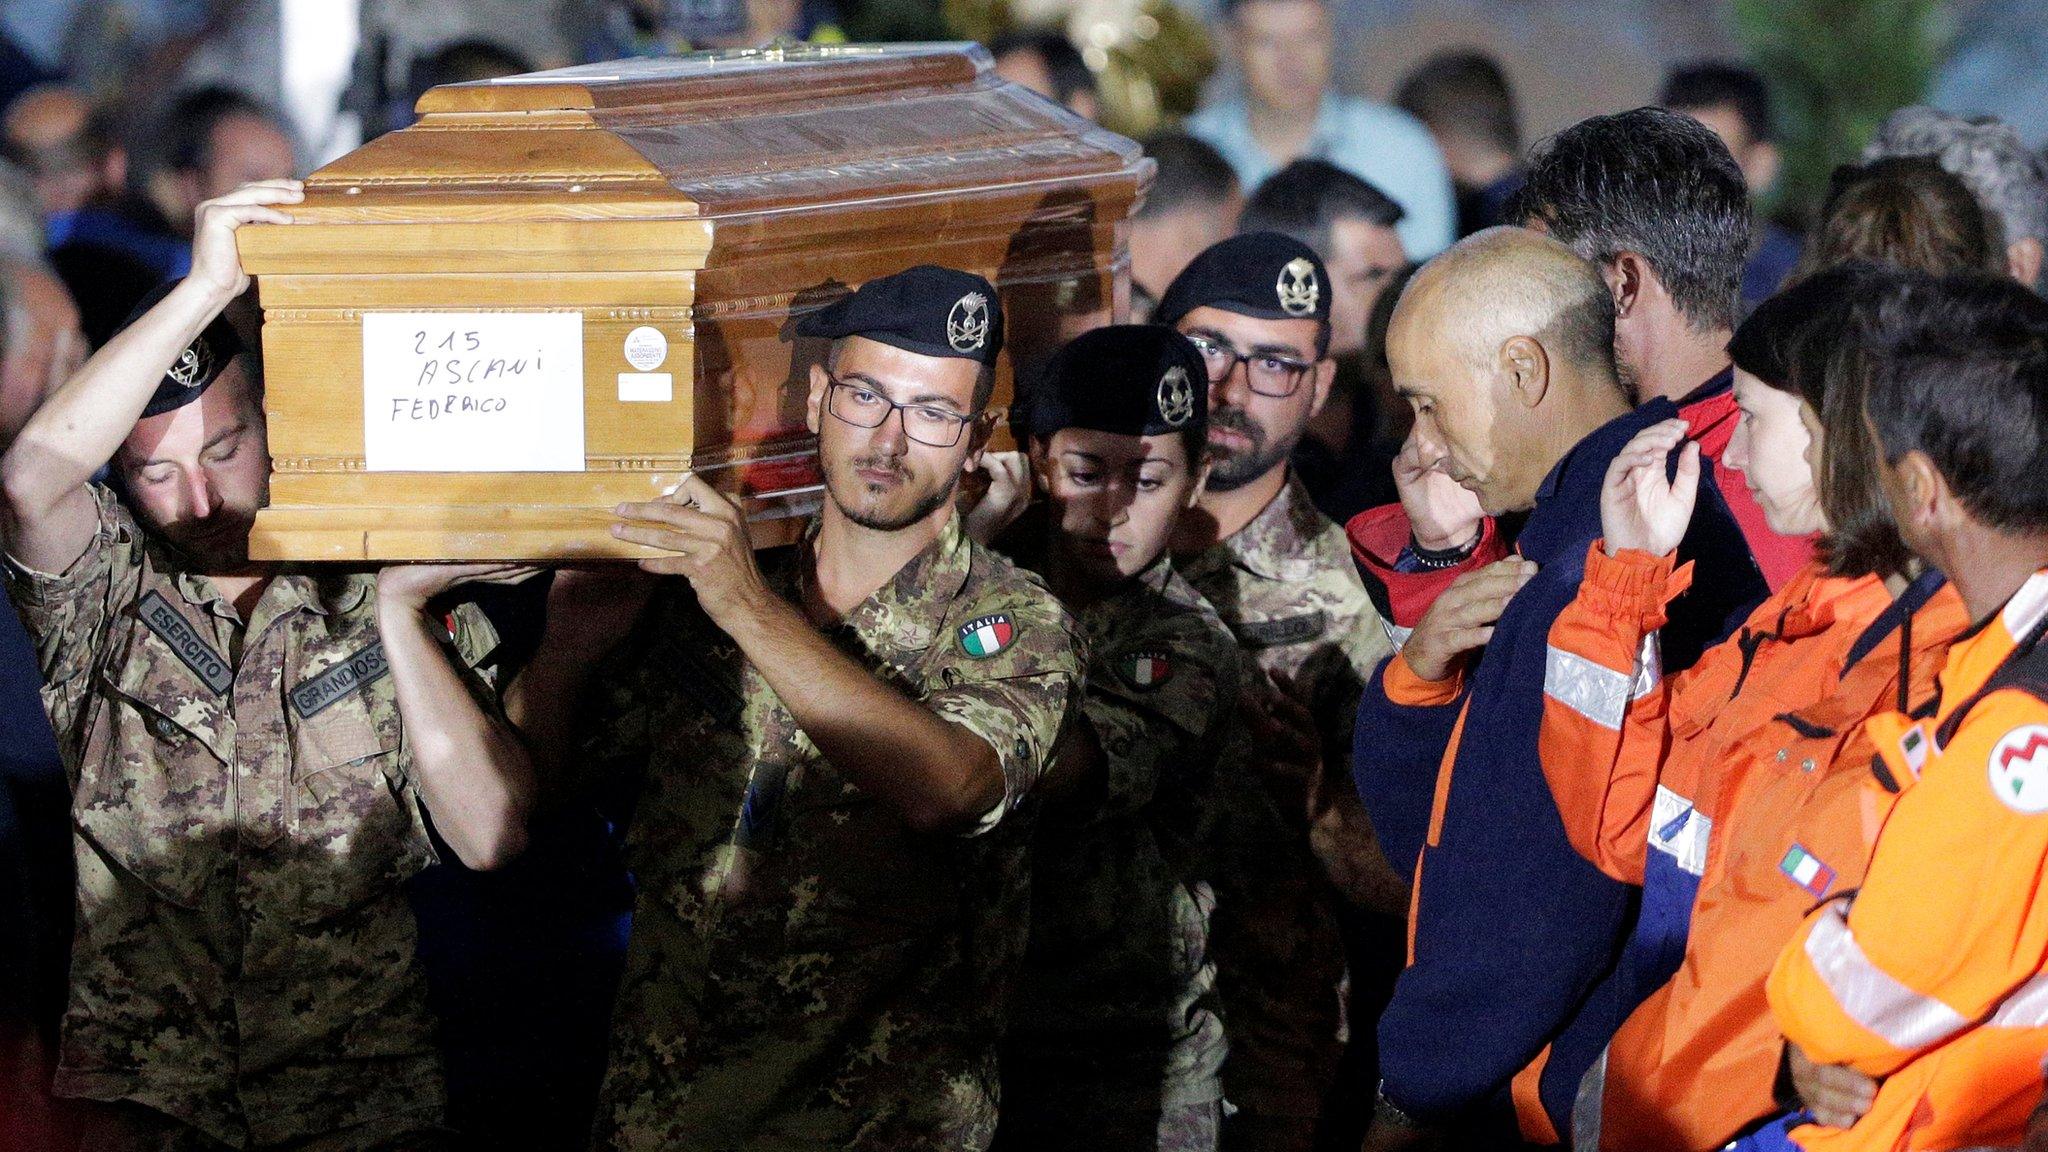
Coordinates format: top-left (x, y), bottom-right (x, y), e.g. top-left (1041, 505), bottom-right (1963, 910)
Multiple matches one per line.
top-left (613, 472), bottom-right (771, 630)
top-left (1601, 417), bottom-right (1698, 559)
top-left (376, 562), bottom-right (541, 614)
top-left (962, 450), bottom-right (1031, 545)
top-left (1401, 556), bottom-right (1537, 683)
top-left (189, 179), bottom-right (303, 300)
top-left (1393, 427), bottom-right (1483, 553)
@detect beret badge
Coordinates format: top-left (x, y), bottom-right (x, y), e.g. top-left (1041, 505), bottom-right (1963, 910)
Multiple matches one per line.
top-left (1277, 257), bottom-right (1320, 318)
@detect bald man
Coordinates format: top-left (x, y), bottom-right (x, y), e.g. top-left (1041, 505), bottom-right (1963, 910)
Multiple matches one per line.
top-left (1350, 229), bottom-right (1764, 1149)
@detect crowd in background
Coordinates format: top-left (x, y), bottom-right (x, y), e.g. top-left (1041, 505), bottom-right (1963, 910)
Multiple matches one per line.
top-left (3, 2), bottom-right (2048, 1151)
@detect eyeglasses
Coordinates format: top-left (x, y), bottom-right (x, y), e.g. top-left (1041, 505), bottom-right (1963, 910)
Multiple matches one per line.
top-left (1184, 334), bottom-right (1314, 398)
top-left (824, 378), bottom-right (978, 448)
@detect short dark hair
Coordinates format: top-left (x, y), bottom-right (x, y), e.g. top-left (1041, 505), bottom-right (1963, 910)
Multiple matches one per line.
top-left (989, 29), bottom-right (1096, 107)
top-left (163, 86), bottom-right (283, 175)
top-left (1137, 132), bottom-right (1239, 218)
top-left (1791, 157), bottom-right (2001, 283)
top-left (1239, 159), bottom-right (1403, 256)
top-left (407, 39), bottom-right (535, 101)
top-left (1393, 50), bottom-right (1519, 156)
top-left (1729, 262), bottom-right (1914, 576)
top-left (1660, 61), bottom-right (1775, 145)
top-left (1865, 271), bottom-right (2048, 533)
top-left (1546, 275), bottom-right (1623, 387)
top-left (1507, 107), bottom-right (1750, 333)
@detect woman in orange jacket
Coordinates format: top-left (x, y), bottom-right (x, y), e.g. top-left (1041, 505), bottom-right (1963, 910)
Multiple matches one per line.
top-left (1534, 262), bottom-right (1970, 1151)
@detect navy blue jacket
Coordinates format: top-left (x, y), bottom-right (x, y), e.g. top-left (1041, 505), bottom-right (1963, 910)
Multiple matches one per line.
top-left (1353, 398), bottom-right (1766, 1134)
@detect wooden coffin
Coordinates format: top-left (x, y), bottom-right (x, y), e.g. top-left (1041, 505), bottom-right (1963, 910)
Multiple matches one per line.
top-left (236, 42), bottom-right (1150, 560)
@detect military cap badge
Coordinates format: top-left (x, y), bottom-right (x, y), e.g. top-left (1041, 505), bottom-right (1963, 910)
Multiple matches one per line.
top-left (1156, 365), bottom-right (1195, 428)
top-left (1277, 257), bottom-right (1320, 318)
top-left (948, 292), bottom-right (991, 353)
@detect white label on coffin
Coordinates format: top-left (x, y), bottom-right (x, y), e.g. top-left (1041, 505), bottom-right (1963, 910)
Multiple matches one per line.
top-left (617, 373), bottom-right (673, 402)
top-left (362, 312), bottom-right (585, 472)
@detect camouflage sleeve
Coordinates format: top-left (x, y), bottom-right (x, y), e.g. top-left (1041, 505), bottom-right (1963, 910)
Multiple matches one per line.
top-left (1085, 616), bottom-right (1241, 825)
top-left (924, 591), bottom-right (1085, 836)
top-left (447, 600), bottom-right (507, 698)
top-left (0, 484), bottom-right (142, 752)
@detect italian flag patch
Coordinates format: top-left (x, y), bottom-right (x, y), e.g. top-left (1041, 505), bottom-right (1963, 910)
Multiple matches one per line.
top-left (1122, 651), bottom-right (1172, 689)
top-left (1779, 844), bottom-right (1836, 899)
top-left (958, 614), bottom-right (1015, 658)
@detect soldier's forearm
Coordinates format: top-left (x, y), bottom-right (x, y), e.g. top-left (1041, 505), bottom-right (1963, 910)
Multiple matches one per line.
top-left (726, 590), bottom-right (1005, 833)
top-left (379, 595), bottom-right (534, 870)
top-left (3, 280), bottom-right (227, 516)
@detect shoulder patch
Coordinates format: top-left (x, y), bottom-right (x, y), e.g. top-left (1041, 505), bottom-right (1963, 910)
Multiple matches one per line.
top-left (957, 613), bottom-right (1016, 658)
top-left (1989, 724), bottom-right (2048, 813)
top-left (290, 642), bottom-right (390, 720)
top-left (1237, 610), bottom-right (1326, 648)
top-left (136, 590), bottom-right (231, 695)
top-left (1119, 650), bottom-right (1172, 690)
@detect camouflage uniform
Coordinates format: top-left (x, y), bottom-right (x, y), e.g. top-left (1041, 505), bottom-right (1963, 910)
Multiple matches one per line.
top-left (582, 513), bottom-right (1082, 1152)
top-left (1178, 475), bottom-right (1395, 1139)
top-left (995, 548), bottom-right (1242, 1152)
top-left (1, 485), bottom-right (493, 1150)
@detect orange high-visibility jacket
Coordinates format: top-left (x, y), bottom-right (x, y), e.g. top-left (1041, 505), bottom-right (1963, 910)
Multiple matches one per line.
top-left (1541, 546), bottom-right (1966, 1150)
top-left (1541, 549), bottom-right (1892, 886)
top-left (1769, 569), bottom-right (2048, 1152)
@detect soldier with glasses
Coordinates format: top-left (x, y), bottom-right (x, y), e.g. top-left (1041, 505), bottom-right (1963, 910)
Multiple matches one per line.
top-left (506, 265), bottom-right (1084, 1151)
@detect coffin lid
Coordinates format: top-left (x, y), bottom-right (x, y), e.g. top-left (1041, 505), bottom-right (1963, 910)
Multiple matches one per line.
top-left (286, 42), bottom-right (1148, 227)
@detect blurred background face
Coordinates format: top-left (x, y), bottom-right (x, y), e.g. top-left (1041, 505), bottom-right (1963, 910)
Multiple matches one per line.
top-left (1, 260), bottom-right (86, 448)
top-left (1678, 103), bottom-right (1781, 198)
top-left (1031, 426), bottom-right (1202, 583)
top-left (807, 337), bottom-right (984, 532)
top-left (1175, 305), bottom-right (1324, 492)
top-left (995, 47), bottom-right (1059, 101)
top-left (2, 86), bottom-right (120, 218)
top-left (114, 363), bottom-right (272, 571)
top-left (993, 45), bottom-right (1100, 121)
top-left (1131, 196), bottom-right (1241, 299)
top-left (1323, 216), bottom-right (1407, 356)
top-left (181, 114), bottom-right (295, 213)
top-left (1231, 0), bottom-right (1331, 115)
top-left (1724, 368), bottom-right (1824, 535)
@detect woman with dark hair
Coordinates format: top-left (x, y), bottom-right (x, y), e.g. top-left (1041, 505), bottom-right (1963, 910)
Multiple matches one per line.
top-left (1790, 156), bottom-right (2005, 284)
top-left (1530, 262), bottom-right (1971, 1151)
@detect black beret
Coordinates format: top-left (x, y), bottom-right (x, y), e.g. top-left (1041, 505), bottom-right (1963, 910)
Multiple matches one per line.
top-left (1154, 231), bottom-right (1331, 328)
top-left (114, 280), bottom-right (246, 418)
top-left (795, 265), bottom-right (1004, 367)
top-left (1024, 325), bottom-right (1207, 441)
